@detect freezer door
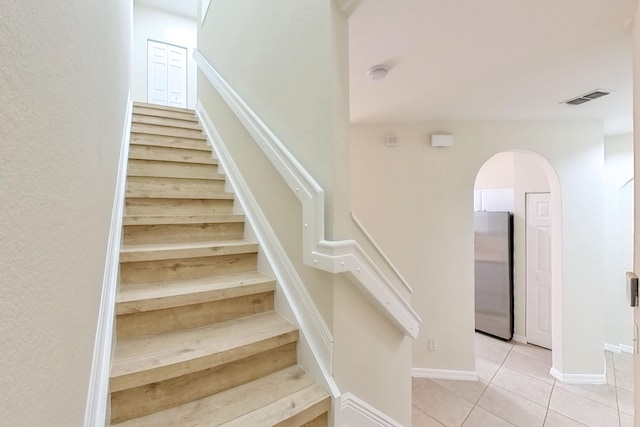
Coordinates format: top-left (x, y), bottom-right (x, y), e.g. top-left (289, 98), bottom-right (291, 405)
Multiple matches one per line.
top-left (474, 211), bottom-right (514, 340)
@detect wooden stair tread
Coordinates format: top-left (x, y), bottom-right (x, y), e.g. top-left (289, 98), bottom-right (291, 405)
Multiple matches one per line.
top-left (111, 366), bottom-right (325, 426)
top-left (125, 176), bottom-right (233, 200)
top-left (130, 133), bottom-right (210, 151)
top-left (221, 383), bottom-right (330, 427)
top-left (116, 271), bottom-right (275, 314)
top-left (120, 240), bottom-right (258, 263)
top-left (132, 107), bottom-right (197, 123)
top-left (123, 214), bottom-right (244, 226)
top-left (133, 102), bottom-right (195, 114)
top-left (133, 114), bottom-right (202, 131)
top-left (131, 123), bottom-right (207, 140)
top-left (110, 311), bottom-right (298, 391)
top-left (128, 145), bottom-right (217, 164)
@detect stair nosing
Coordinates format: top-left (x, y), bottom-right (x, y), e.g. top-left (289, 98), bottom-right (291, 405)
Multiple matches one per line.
top-left (122, 214), bottom-right (244, 226)
top-left (109, 312), bottom-right (298, 392)
top-left (119, 240), bottom-right (258, 263)
top-left (110, 366), bottom-right (317, 427)
top-left (116, 271), bottom-right (275, 314)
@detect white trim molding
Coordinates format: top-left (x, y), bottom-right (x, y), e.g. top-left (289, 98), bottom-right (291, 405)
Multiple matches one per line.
top-left (604, 343), bottom-right (622, 355)
top-left (550, 368), bottom-right (607, 385)
top-left (412, 367), bottom-right (478, 382)
top-left (84, 94), bottom-right (133, 427)
top-left (196, 103), bottom-right (339, 397)
top-left (604, 343), bottom-right (634, 355)
top-left (193, 49), bottom-right (421, 339)
top-left (512, 334), bottom-right (527, 344)
top-left (337, 393), bottom-right (404, 427)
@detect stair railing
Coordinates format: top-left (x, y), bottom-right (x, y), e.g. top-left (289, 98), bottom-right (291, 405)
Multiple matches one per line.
top-left (194, 49), bottom-right (421, 339)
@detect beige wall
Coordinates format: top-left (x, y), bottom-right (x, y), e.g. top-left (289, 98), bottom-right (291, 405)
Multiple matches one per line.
top-left (0, 1), bottom-right (132, 425)
top-left (133, 3), bottom-right (197, 109)
top-left (351, 121), bottom-right (606, 377)
top-left (197, 1), bottom-right (411, 424)
top-left (603, 133), bottom-right (634, 350)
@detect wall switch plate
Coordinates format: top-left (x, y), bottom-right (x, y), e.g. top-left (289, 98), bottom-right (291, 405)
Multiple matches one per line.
top-left (428, 339), bottom-right (438, 351)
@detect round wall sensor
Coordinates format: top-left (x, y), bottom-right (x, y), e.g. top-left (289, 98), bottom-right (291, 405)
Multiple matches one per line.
top-left (367, 65), bottom-right (388, 81)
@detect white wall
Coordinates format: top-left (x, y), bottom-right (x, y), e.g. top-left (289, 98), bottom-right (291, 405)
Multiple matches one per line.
top-left (603, 133), bottom-right (634, 351)
top-left (474, 152), bottom-right (550, 342)
top-left (133, 3), bottom-right (197, 109)
top-left (351, 121), bottom-right (606, 378)
top-left (0, 1), bottom-right (132, 425)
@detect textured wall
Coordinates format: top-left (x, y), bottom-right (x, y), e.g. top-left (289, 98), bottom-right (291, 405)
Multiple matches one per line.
top-left (0, 1), bottom-right (132, 424)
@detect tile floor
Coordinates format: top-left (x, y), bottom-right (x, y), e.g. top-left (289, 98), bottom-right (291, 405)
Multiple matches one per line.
top-left (413, 333), bottom-right (635, 426)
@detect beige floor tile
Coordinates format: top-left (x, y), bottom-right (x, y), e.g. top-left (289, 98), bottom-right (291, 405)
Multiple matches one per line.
top-left (617, 387), bottom-right (634, 416)
top-left (543, 410), bottom-right (586, 426)
top-left (503, 351), bottom-right (555, 384)
top-left (477, 384), bottom-right (547, 427)
top-left (413, 376), bottom-right (425, 390)
top-left (412, 405), bottom-right (445, 426)
top-left (614, 368), bottom-right (634, 393)
top-left (476, 356), bottom-right (501, 382)
top-left (548, 387), bottom-right (619, 427)
top-left (432, 378), bottom-right (489, 404)
top-left (619, 411), bottom-right (634, 427)
top-left (476, 339), bottom-right (511, 365)
top-left (554, 382), bottom-right (618, 409)
top-left (492, 366), bottom-right (553, 407)
top-left (476, 332), bottom-right (514, 352)
top-left (462, 406), bottom-right (514, 426)
top-left (413, 379), bottom-right (473, 426)
top-left (512, 343), bottom-right (552, 364)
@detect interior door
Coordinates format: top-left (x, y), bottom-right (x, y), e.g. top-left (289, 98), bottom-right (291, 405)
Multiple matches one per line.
top-left (526, 192), bottom-right (552, 349)
top-left (147, 40), bottom-right (187, 108)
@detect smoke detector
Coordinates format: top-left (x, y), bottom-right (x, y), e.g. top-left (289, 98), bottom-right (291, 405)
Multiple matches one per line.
top-left (562, 89), bottom-right (611, 106)
top-left (367, 65), bottom-right (389, 81)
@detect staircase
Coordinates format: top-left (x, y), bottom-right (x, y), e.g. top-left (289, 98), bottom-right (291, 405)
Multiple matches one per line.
top-left (109, 102), bottom-right (331, 426)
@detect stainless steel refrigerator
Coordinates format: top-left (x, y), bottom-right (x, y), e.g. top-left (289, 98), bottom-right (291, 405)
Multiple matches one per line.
top-left (474, 211), bottom-right (514, 340)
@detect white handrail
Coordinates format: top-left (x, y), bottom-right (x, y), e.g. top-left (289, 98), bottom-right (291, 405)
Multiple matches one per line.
top-left (194, 49), bottom-right (421, 338)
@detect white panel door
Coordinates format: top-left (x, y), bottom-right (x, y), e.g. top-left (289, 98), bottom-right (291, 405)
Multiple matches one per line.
top-left (147, 41), bottom-right (187, 108)
top-left (526, 192), bottom-right (552, 349)
top-left (167, 45), bottom-right (187, 108)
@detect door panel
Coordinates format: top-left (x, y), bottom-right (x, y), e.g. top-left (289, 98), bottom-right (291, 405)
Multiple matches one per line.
top-left (526, 193), bottom-right (552, 349)
top-left (147, 41), bottom-right (187, 108)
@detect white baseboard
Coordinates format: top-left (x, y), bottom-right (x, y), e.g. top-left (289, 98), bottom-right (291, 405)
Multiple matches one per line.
top-left (337, 393), bottom-right (404, 427)
top-left (550, 367), bottom-right (606, 385)
top-left (512, 334), bottom-right (527, 344)
top-left (604, 343), bottom-right (634, 355)
top-left (604, 343), bottom-right (622, 354)
top-left (84, 93), bottom-right (132, 427)
top-left (620, 344), bottom-right (633, 354)
top-left (412, 367), bottom-right (478, 382)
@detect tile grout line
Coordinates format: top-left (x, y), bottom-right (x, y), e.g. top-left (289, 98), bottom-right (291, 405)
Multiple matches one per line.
top-left (467, 338), bottom-right (518, 426)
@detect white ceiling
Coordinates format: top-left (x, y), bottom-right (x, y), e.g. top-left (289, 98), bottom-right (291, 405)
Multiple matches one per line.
top-left (135, 0), bottom-right (198, 19)
top-left (349, 0), bottom-right (639, 135)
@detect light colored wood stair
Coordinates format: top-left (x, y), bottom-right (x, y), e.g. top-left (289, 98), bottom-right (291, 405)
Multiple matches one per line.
top-left (109, 103), bottom-right (330, 426)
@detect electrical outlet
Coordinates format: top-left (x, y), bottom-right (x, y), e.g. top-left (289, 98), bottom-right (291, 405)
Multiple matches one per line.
top-left (428, 339), bottom-right (438, 351)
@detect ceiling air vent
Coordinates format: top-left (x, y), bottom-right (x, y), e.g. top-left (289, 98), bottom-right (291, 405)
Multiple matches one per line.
top-left (563, 90), bottom-right (611, 106)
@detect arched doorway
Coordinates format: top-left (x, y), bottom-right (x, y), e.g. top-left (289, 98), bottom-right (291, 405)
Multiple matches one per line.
top-left (473, 150), bottom-right (563, 374)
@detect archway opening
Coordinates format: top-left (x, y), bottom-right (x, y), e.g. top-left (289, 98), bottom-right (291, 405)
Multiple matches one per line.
top-left (473, 150), bottom-right (563, 375)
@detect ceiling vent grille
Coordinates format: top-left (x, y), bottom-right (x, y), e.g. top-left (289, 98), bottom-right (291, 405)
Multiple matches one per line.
top-left (563, 90), bottom-right (611, 106)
